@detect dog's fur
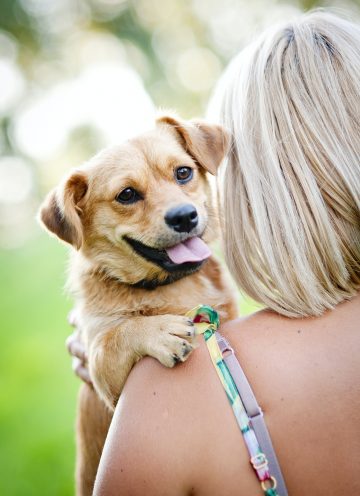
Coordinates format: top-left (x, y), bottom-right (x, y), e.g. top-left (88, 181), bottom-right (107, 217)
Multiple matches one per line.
top-left (39, 114), bottom-right (238, 495)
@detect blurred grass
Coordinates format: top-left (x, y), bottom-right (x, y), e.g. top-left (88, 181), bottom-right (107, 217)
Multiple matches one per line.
top-left (0, 232), bottom-right (258, 495)
top-left (0, 233), bottom-right (77, 496)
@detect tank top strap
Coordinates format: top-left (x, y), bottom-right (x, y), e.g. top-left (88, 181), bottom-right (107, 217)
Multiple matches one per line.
top-left (186, 304), bottom-right (288, 496)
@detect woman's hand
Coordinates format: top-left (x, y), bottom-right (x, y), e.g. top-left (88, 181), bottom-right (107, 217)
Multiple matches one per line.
top-left (66, 310), bottom-right (92, 386)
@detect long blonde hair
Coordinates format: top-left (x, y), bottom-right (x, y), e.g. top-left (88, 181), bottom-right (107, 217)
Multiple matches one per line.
top-left (215, 11), bottom-right (360, 317)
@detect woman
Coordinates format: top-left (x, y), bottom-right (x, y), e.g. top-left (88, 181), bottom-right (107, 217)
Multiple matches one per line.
top-left (71, 10), bottom-right (360, 495)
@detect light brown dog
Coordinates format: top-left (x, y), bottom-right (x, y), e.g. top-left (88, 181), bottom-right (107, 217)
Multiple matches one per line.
top-left (39, 114), bottom-right (238, 495)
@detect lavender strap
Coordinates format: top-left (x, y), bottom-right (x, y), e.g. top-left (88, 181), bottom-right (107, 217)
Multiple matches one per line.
top-left (216, 332), bottom-right (288, 496)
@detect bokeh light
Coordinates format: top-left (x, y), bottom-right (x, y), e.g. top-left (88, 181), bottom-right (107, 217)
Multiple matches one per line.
top-left (0, 156), bottom-right (32, 204)
top-left (13, 63), bottom-right (155, 162)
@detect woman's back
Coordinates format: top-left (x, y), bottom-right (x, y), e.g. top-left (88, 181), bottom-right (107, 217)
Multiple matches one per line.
top-left (215, 294), bottom-right (360, 494)
top-left (94, 293), bottom-right (360, 495)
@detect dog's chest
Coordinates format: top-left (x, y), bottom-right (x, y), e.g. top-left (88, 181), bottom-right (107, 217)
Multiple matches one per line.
top-left (126, 273), bottom-right (227, 318)
top-left (76, 254), bottom-right (234, 332)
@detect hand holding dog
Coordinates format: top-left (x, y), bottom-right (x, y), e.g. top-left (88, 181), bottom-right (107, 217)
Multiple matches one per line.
top-left (66, 311), bottom-right (92, 386)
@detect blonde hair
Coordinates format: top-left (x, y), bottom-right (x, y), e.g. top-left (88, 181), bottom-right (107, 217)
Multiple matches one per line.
top-left (216, 11), bottom-right (360, 317)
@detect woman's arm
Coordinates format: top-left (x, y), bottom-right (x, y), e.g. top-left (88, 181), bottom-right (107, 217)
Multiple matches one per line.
top-left (93, 356), bottom-right (197, 496)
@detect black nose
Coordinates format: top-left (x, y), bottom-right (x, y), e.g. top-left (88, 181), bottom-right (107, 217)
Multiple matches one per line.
top-left (165, 204), bottom-right (198, 233)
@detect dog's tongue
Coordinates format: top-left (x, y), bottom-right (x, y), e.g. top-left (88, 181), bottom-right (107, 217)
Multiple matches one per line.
top-left (165, 237), bottom-right (211, 264)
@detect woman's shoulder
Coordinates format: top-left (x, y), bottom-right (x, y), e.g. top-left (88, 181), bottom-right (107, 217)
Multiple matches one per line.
top-left (94, 295), bottom-right (360, 495)
top-left (221, 297), bottom-right (360, 411)
top-left (93, 308), bottom-right (301, 496)
top-left (222, 294), bottom-right (360, 361)
top-left (94, 315), bottom-right (266, 495)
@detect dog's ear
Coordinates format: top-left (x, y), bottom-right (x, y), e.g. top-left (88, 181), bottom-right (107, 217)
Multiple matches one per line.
top-left (38, 172), bottom-right (88, 250)
top-left (156, 114), bottom-right (230, 175)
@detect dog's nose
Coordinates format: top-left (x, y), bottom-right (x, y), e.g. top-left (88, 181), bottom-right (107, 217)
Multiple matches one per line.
top-left (165, 204), bottom-right (198, 233)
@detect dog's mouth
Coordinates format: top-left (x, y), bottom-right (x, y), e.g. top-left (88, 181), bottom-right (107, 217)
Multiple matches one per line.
top-left (124, 235), bottom-right (211, 274)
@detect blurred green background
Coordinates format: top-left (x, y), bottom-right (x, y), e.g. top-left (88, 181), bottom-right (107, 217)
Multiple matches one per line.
top-left (1, 0), bottom-right (359, 494)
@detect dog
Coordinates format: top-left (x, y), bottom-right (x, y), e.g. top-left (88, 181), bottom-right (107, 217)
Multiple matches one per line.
top-left (39, 113), bottom-right (238, 495)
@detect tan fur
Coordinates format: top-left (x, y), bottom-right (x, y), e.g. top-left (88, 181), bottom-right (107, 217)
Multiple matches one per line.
top-left (39, 114), bottom-right (237, 495)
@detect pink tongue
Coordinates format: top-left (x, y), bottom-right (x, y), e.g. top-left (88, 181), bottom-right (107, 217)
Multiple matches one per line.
top-left (165, 237), bottom-right (211, 264)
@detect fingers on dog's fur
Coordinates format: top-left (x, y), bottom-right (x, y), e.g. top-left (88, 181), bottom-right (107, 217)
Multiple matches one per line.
top-left (72, 357), bottom-right (92, 385)
top-left (66, 333), bottom-right (88, 362)
top-left (67, 309), bottom-right (78, 327)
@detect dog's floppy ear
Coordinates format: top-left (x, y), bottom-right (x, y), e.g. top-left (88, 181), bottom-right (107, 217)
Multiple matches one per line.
top-left (38, 172), bottom-right (88, 250)
top-left (156, 113), bottom-right (229, 175)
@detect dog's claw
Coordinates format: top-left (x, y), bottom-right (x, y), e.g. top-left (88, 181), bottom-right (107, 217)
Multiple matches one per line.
top-left (148, 314), bottom-right (196, 368)
top-left (173, 353), bottom-right (181, 364)
top-left (182, 342), bottom-right (192, 357)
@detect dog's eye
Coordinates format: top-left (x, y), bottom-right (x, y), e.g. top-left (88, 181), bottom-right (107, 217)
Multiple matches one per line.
top-left (115, 187), bottom-right (141, 204)
top-left (175, 166), bottom-right (193, 184)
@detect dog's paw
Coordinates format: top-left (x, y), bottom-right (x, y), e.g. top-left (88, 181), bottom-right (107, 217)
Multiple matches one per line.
top-left (146, 315), bottom-right (197, 368)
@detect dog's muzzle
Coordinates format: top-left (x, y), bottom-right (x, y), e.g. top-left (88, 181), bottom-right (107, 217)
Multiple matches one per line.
top-left (124, 235), bottom-right (204, 274)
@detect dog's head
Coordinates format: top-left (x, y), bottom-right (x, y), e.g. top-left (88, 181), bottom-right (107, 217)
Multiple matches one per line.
top-left (39, 114), bottom-right (229, 288)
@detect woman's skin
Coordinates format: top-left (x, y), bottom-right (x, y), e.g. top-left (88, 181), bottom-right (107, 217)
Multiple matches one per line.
top-left (92, 292), bottom-right (360, 495)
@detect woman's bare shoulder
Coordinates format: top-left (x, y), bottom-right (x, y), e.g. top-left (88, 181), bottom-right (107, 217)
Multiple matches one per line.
top-left (94, 329), bottom-right (260, 495)
top-left (94, 294), bottom-right (360, 495)
top-left (93, 306), bottom-right (306, 495)
top-left (225, 294), bottom-right (359, 346)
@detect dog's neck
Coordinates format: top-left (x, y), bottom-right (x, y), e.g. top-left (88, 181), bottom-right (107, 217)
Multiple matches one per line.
top-left (129, 269), bottom-right (201, 290)
top-left (99, 261), bottom-right (204, 291)
top-left (68, 253), bottom-right (232, 322)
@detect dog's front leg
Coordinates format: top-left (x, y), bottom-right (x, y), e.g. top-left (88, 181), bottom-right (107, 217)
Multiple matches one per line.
top-left (88, 314), bottom-right (196, 410)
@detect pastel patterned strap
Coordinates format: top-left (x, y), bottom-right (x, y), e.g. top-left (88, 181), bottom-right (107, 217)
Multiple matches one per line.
top-left (216, 333), bottom-right (288, 496)
top-left (186, 305), bottom-right (288, 496)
